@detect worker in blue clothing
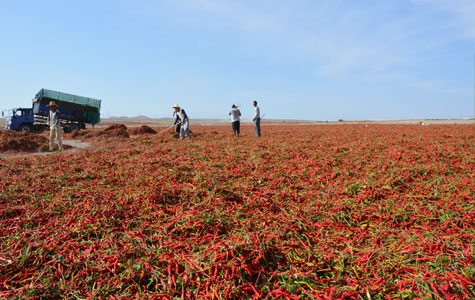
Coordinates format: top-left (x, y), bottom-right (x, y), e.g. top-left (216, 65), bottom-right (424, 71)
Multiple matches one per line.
top-left (172, 104), bottom-right (192, 140)
top-left (172, 110), bottom-right (181, 134)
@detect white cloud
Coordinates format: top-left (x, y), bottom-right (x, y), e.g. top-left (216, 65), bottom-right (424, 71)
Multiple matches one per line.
top-left (411, 0), bottom-right (475, 38)
top-left (137, 0), bottom-right (472, 83)
top-left (410, 79), bottom-right (472, 94)
top-left (150, 0), bottom-right (284, 37)
top-left (265, 1), bottom-right (460, 78)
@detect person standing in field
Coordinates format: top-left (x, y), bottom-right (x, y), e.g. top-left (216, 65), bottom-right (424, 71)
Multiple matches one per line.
top-left (172, 104), bottom-right (192, 140)
top-left (229, 104), bottom-right (241, 138)
top-left (47, 101), bottom-right (63, 152)
top-left (253, 100), bottom-right (261, 137)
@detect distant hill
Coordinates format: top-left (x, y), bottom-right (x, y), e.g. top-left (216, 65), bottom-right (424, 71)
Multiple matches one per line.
top-left (131, 115), bottom-right (151, 119)
top-left (110, 115), bottom-right (151, 119)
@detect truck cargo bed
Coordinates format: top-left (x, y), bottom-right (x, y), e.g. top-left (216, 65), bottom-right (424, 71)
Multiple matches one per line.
top-left (33, 89), bottom-right (101, 125)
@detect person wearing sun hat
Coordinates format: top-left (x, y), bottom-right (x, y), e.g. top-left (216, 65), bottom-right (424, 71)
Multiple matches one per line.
top-left (46, 101), bottom-right (63, 152)
top-left (172, 104), bottom-right (192, 140)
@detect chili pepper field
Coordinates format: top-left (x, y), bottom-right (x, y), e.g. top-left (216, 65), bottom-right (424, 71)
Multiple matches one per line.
top-left (1, 124), bottom-right (474, 299)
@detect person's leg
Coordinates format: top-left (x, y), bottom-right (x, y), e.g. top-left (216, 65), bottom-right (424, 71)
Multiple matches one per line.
top-left (49, 128), bottom-right (55, 151)
top-left (254, 119), bottom-right (261, 137)
top-left (56, 127), bottom-right (63, 151)
top-left (236, 121), bottom-right (240, 138)
top-left (180, 123), bottom-right (185, 140)
top-left (256, 119), bottom-right (261, 137)
top-left (232, 121), bottom-right (237, 136)
top-left (184, 120), bottom-right (191, 139)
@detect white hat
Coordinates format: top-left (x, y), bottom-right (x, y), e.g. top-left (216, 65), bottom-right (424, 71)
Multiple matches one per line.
top-left (172, 104), bottom-right (180, 109)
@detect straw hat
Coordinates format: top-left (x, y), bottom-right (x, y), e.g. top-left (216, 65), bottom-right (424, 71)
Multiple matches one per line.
top-left (48, 101), bottom-right (57, 107)
top-left (172, 104), bottom-right (180, 109)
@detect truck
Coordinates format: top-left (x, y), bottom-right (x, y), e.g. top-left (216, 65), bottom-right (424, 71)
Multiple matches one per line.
top-left (4, 89), bottom-right (101, 133)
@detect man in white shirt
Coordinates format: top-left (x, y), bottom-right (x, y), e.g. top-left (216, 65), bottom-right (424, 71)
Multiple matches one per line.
top-left (47, 101), bottom-right (63, 152)
top-left (229, 104), bottom-right (241, 138)
top-left (253, 101), bottom-right (261, 137)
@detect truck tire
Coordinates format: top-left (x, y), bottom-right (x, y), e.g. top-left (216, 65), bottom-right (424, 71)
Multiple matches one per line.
top-left (33, 124), bottom-right (45, 132)
top-left (19, 124), bottom-right (33, 133)
top-left (70, 124), bottom-right (80, 132)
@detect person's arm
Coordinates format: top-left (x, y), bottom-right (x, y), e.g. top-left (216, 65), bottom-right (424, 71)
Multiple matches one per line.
top-left (173, 114), bottom-right (179, 125)
top-left (239, 110), bottom-right (241, 117)
top-left (55, 112), bottom-right (60, 126)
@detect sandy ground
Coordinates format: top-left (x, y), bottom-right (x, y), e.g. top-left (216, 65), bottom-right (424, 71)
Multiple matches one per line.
top-left (62, 139), bottom-right (91, 149)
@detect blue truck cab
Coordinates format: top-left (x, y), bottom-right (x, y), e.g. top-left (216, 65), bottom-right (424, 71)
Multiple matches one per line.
top-left (5, 108), bottom-right (36, 132)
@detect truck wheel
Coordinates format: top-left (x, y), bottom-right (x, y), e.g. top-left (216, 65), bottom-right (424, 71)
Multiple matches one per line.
top-left (33, 124), bottom-right (44, 131)
top-left (70, 124), bottom-right (80, 132)
top-left (19, 124), bottom-right (33, 133)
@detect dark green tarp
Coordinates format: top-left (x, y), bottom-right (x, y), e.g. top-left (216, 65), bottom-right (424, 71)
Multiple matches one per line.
top-left (82, 111), bottom-right (101, 126)
top-left (34, 88), bottom-right (101, 125)
top-left (35, 89), bottom-right (101, 110)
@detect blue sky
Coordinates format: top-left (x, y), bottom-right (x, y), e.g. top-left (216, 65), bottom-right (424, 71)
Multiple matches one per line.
top-left (0, 0), bottom-right (473, 120)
